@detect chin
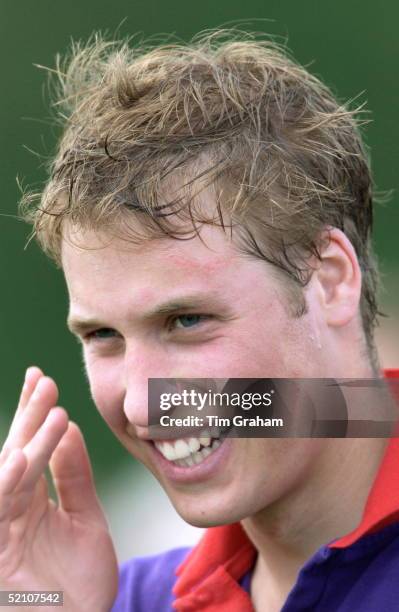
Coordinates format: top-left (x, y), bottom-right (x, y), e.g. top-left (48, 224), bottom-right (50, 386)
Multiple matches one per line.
top-left (170, 494), bottom-right (259, 528)
top-left (176, 509), bottom-right (236, 528)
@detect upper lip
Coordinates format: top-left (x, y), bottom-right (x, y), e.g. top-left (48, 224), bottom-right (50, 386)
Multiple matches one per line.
top-left (126, 423), bottom-right (203, 442)
top-left (126, 423), bottom-right (152, 440)
top-left (126, 423), bottom-right (226, 442)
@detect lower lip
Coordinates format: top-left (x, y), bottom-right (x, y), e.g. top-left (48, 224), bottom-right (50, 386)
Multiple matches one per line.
top-left (148, 436), bottom-right (233, 484)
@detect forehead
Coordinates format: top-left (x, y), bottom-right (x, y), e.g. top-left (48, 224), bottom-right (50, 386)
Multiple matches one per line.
top-left (61, 224), bottom-right (257, 314)
top-left (63, 222), bottom-right (238, 272)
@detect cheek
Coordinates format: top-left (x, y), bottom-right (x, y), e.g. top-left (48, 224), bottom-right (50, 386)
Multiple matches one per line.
top-left (84, 353), bottom-right (126, 429)
top-left (244, 439), bottom-right (325, 501)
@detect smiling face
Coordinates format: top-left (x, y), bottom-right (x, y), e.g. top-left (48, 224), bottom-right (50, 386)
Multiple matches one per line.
top-left (62, 219), bottom-right (366, 527)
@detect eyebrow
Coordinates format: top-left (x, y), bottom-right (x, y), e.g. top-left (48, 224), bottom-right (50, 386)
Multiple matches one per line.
top-left (67, 293), bottom-right (226, 335)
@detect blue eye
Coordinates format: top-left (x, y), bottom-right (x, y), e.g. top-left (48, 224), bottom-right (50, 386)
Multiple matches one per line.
top-left (88, 328), bottom-right (118, 340)
top-left (174, 314), bottom-right (204, 329)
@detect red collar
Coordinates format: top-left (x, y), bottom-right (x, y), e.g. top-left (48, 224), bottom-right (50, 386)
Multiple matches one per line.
top-left (173, 522), bottom-right (256, 611)
top-left (172, 369), bottom-right (399, 609)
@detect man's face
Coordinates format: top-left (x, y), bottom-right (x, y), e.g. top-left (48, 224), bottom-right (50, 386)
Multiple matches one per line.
top-left (62, 221), bottom-right (332, 527)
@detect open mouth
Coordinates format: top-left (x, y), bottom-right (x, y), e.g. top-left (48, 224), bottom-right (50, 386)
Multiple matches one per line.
top-left (153, 429), bottom-right (226, 468)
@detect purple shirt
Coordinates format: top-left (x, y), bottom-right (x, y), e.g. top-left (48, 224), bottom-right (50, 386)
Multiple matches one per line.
top-left (111, 522), bottom-right (399, 610)
top-left (110, 547), bottom-right (190, 611)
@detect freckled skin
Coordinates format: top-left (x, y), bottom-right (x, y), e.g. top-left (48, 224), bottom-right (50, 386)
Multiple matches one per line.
top-left (62, 223), bottom-right (378, 530)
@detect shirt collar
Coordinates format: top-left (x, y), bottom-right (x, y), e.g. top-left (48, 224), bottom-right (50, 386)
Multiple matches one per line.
top-left (173, 369), bottom-right (399, 606)
top-left (173, 522), bottom-right (256, 610)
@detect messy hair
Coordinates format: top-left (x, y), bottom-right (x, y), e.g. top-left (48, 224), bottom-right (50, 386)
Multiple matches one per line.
top-left (21, 29), bottom-right (380, 360)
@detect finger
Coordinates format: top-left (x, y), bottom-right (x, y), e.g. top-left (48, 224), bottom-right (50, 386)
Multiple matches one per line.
top-left (0, 449), bottom-right (28, 551)
top-left (7, 367), bottom-right (44, 440)
top-left (2, 377), bottom-right (59, 459)
top-left (19, 408), bottom-right (69, 491)
top-left (18, 367), bottom-right (44, 411)
top-left (0, 449), bottom-right (28, 497)
top-left (50, 422), bottom-right (106, 521)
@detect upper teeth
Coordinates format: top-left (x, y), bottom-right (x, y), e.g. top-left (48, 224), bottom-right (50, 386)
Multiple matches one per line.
top-left (154, 431), bottom-right (221, 464)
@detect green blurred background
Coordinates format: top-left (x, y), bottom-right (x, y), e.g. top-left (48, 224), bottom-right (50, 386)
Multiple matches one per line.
top-left (1, 0), bottom-right (397, 558)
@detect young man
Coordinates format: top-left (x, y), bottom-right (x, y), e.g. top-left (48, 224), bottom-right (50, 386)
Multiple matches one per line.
top-left (1, 31), bottom-right (398, 611)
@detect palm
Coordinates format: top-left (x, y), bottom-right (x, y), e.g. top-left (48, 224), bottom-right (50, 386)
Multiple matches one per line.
top-left (1, 476), bottom-right (117, 611)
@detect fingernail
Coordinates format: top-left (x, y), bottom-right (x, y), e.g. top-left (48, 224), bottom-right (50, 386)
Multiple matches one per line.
top-left (25, 366), bottom-right (35, 383)
top-left (31, 378), bottom-right (45, 401)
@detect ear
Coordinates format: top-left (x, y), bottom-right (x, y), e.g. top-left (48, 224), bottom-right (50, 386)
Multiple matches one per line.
top-left (313, 227), bottom-right (362, 327)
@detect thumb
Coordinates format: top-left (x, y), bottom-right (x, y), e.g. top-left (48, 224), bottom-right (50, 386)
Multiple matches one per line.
top-left (49, 421), bottom-right (106, 522)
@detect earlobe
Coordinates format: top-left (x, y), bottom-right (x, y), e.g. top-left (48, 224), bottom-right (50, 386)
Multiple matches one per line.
top-left (315, 228), bottom-right (362, 327)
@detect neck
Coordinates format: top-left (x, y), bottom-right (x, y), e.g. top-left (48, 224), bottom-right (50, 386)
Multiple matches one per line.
top-left (242, 437), bottom-right (389, 610)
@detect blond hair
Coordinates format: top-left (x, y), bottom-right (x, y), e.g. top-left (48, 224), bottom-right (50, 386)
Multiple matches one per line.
top-left (21, 29), bottom-right (379, 359)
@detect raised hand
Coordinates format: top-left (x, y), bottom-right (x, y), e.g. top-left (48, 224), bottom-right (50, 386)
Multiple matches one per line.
top-left (0, 368), bottom-right (118, 611)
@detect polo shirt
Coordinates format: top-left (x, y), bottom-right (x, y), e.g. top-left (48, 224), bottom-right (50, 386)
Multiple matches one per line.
top-left (111, 369), bottom-right (399, 611)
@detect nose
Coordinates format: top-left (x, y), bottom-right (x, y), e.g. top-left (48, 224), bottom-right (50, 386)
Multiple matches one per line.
top-left (122, 343), bottom-right (167, 430)
top-left (123, 366), bottom-right (150, 430)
